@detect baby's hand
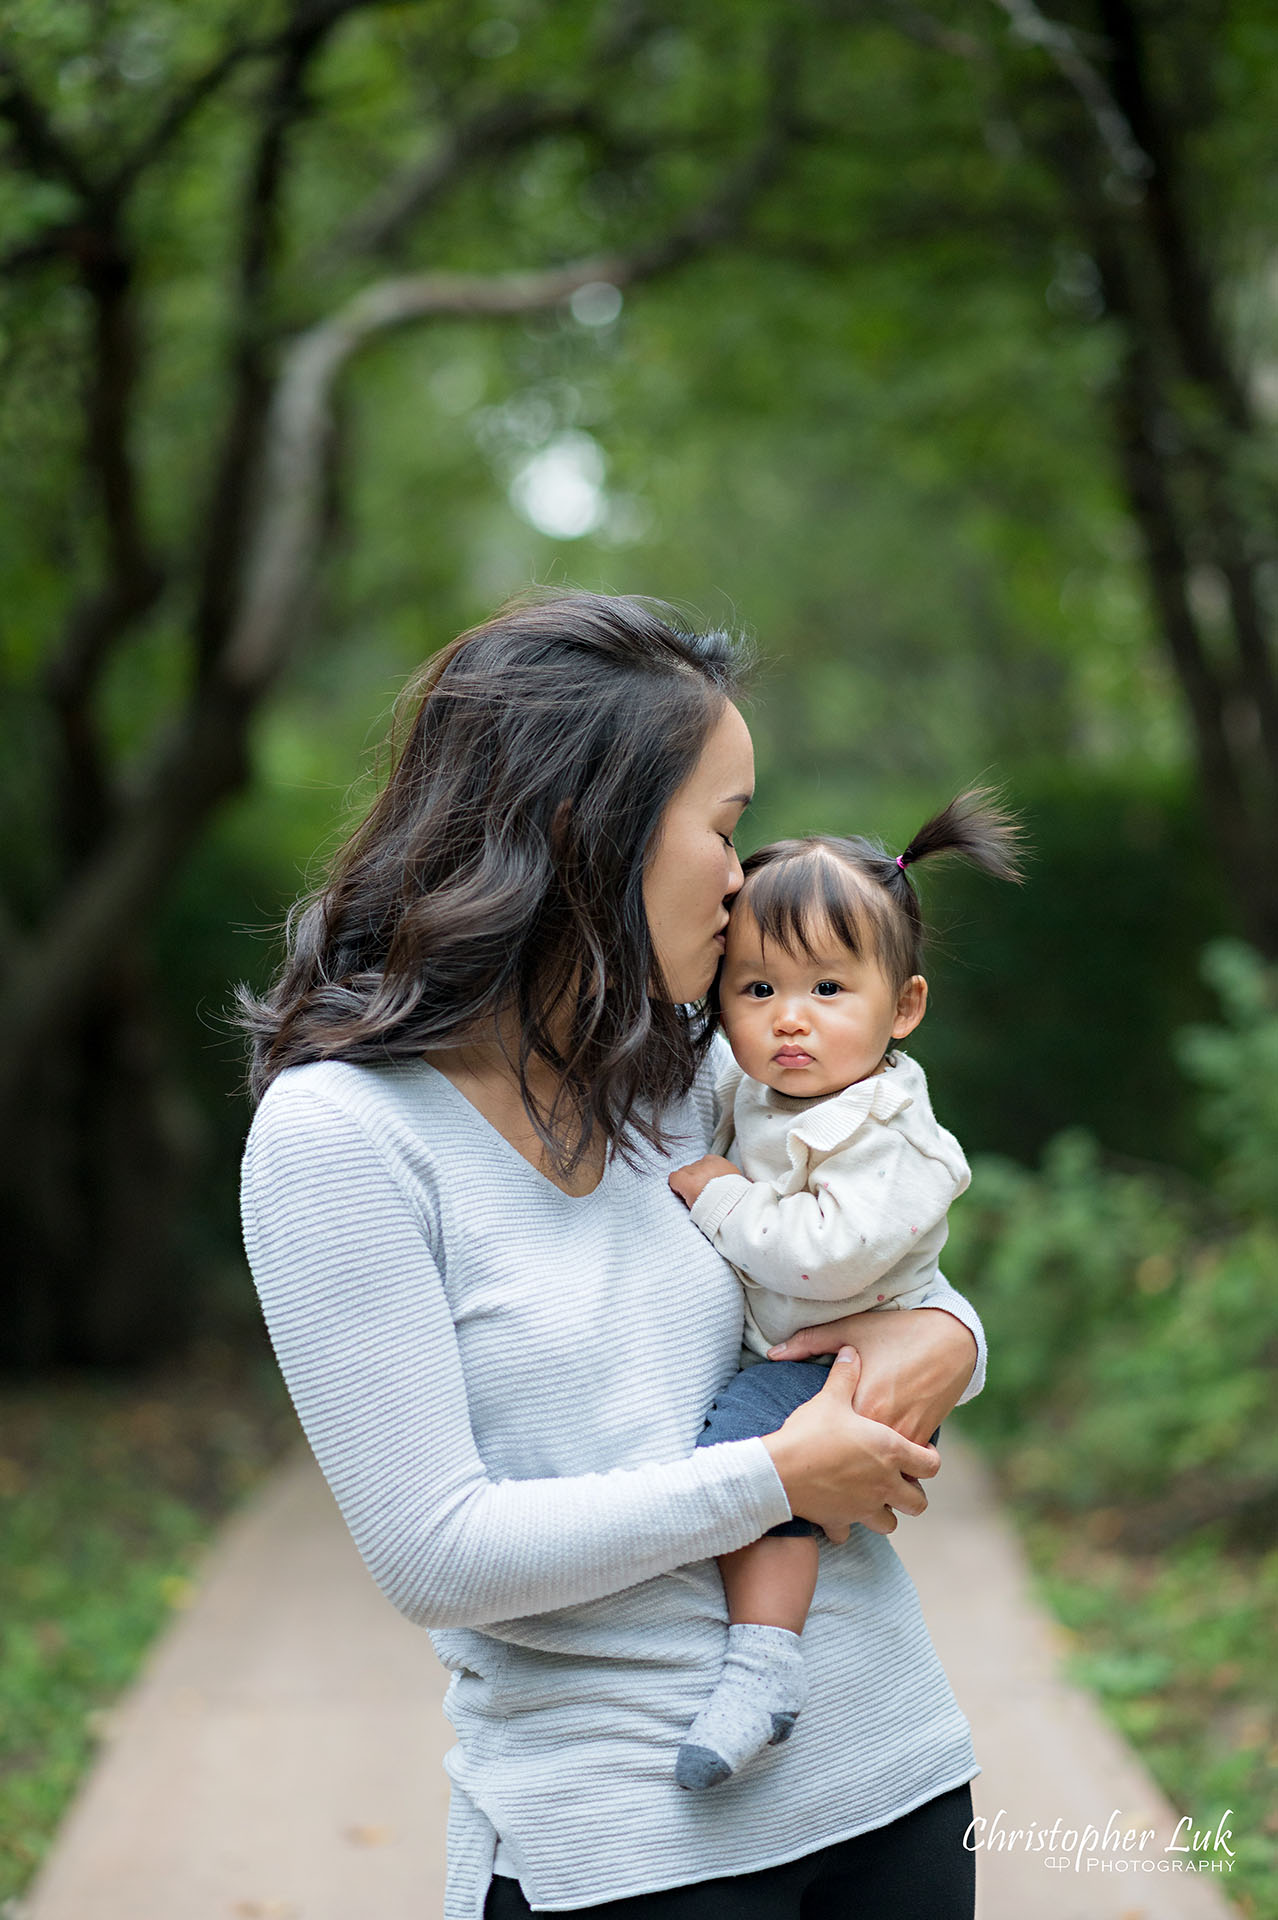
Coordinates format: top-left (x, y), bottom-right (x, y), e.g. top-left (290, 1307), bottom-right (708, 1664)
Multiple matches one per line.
top-left (668, 1155), bottom-right (742, 1207)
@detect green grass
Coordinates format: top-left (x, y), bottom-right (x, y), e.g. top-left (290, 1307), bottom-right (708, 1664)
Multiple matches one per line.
top-left (988, 1477), bottom-right (1277, 1917)
top-left (0, 1347), bottom-right (299, 1906)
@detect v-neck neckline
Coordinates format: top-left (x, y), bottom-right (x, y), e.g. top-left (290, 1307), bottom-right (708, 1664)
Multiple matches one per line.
top-left (420, 1061), bottom-right (614, 1204)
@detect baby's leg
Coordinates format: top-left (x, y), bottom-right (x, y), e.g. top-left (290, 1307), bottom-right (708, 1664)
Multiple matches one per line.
top-left (719, 1531), bottom-right (821, 1632)
top-left (674, 1538), bottom-right (818, 1791)
top-left (676, 1359), bottom-right (831, 1792)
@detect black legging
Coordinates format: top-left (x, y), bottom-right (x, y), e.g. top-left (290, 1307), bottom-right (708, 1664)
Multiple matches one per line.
top-left (483, 1781), bottom-right (975, 1920)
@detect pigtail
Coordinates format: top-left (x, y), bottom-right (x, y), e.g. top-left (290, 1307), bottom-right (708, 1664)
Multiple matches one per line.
top-left (897, 786), bottom-right (1026, 884)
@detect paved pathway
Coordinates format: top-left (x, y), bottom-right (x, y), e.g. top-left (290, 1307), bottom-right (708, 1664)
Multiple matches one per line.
top-left (20, 1437), bottom-right (1239, 1920)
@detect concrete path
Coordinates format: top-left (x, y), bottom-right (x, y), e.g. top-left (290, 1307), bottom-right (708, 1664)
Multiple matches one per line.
top-left (19, 1437), bottom-right (1239, 1920)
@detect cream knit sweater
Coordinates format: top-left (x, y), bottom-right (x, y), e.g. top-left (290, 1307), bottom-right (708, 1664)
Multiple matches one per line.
top-left (689, 1051), bottom-right (970, 1360)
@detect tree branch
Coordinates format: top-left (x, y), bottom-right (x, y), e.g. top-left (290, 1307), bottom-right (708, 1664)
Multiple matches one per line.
top-left (105, 0), bottom-right (390, 197)
top-left (988, 0), bottom-right (1151, 183)
top-left (192, 4), bottom-right (353, 678)
top-left (43, 217), bottom-right (164, 865)
top-left (0, 226), bottom-right (81, 279)
top-left (0, 119), bottom-right (794, 1107)
top-left (1094, 0), bottom-right (1249, 426)
top-left (881, 0), bottom-right (987, 62)
top-left (223, 124), bottom-right (792, 695)
top-left (325, 95), bottom-right (610, 262)
top-left (323, 0), bottom-right (678, 270)
top-left (0, 52), bottom-right (93, 198)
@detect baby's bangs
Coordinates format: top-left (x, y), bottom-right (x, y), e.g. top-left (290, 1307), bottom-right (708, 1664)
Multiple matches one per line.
top-left (739, 849), bottom-right (897, 969)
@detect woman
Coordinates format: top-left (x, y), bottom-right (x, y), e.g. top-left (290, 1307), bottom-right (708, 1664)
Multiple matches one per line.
top-left (239, 592), bottom-right (985, 1920)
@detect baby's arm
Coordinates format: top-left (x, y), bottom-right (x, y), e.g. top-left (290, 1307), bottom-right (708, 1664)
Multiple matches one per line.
top-left (668, 1154), bottom-right (741, 1206)
top-left (675, 1127), bottom-right (965, 1301)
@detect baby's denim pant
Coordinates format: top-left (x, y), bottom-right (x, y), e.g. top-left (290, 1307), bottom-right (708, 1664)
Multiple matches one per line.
top-left (695, 1357), bottom-right (941, 1539)
top-left (695, 1359), bottom-right (833, 1538)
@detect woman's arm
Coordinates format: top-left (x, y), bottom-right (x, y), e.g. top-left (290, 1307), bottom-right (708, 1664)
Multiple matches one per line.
top-left (241, 1082), bottom-right (791, 1631)
top-left (764, 1282), bottom-right (985, 1448)
top-left (241, 1081), bottom-right (933, 1630)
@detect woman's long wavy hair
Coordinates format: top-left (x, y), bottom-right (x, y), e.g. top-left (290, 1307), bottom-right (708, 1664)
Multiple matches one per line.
top-left (237, 590), bottom-right (749, 1172)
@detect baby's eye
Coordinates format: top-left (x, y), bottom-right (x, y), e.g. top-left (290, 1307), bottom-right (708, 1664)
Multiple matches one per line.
top-left (814, 981), bottom-right (842, 997)
top-left (745, 982), bottom-right (774, 1000)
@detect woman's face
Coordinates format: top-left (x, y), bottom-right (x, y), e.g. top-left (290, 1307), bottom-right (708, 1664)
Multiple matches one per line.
top-left (643, 700), bottom-right (754, 1003)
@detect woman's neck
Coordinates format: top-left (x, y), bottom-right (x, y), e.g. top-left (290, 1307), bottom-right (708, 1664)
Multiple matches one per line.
top-left (429, 1026), bottom-right (607, 1198)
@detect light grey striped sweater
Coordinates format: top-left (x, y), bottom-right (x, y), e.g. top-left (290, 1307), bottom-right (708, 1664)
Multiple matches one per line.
top-left (240, 1040), bottom-right (984, 1918)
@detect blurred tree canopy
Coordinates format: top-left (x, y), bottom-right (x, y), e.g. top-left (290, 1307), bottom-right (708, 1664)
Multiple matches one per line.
top-left (1, 0), bottom-right (1274, 1368)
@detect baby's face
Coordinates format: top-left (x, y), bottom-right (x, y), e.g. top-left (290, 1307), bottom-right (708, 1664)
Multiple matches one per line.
top-left (719, 905), bottom-right (924, 1098)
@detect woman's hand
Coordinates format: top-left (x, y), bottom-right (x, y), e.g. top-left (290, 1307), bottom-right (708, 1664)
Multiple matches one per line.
top-left (668, 1155), bottom-right (741, 1206)
top-left (766, 1308), bottom-right (978, 1447)
top-left (760, 1348), bottom-right (940, 1542)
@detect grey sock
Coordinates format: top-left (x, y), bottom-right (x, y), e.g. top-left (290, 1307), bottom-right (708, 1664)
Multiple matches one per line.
top-left (674, 1623), bottom-right (808, 1791)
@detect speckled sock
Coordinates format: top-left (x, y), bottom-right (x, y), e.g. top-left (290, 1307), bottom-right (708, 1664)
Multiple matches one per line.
top-left (674, 1623), bottom-right (808, 1791)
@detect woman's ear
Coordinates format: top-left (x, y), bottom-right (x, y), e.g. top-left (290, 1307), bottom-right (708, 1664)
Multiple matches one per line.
top-left (891, 974), bottom-right (928, 1040)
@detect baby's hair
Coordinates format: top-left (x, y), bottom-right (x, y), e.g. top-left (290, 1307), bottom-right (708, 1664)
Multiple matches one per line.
top-left (735, 787), bottom-right (1025, 990)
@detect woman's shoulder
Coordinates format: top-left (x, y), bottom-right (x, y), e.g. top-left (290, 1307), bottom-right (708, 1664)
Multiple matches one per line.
top-left (242, 1058), bottom-right (459, 1244)
top-left (251, 1056), bottom-right (436, 1126)
top-left (244, 1057), bottom-right (457, 1179)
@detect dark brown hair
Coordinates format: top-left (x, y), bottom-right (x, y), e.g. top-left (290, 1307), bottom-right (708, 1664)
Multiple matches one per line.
top-left (732, 788), bottom-right (1025, 990)
top-left (238, 590), bottom-right (749, 1171)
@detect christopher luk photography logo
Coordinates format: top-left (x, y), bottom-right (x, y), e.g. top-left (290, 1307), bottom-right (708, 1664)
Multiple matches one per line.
top-left (964, 1806), bottom-right (1237, 1877)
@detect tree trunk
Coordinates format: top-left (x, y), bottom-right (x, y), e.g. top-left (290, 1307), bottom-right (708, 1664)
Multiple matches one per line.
top-left (3, 953), bottom-right (201, 1372)
top-left (1023, 0), bottom-right (1278, 954)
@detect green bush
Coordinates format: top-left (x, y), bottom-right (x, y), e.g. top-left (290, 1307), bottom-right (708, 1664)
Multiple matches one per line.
top-left (947, 939), bottom-right (1278, 1521)
top-left (1176, 939), bottom-right (1278, 1222)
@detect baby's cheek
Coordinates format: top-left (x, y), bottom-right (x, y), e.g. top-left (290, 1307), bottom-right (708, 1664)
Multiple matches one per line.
top-left (720, 1005), bottom-right (755, 1059)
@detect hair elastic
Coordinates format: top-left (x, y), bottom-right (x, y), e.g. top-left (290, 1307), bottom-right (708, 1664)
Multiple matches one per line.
top-left (896, 853), bottom-right (910, 872)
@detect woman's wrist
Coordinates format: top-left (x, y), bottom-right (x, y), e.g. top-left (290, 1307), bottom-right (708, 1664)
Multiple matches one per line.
top-left (850, 1308), bottom-right (977, 1444)
top-left (759, 1426), bottom-right (801, 1510)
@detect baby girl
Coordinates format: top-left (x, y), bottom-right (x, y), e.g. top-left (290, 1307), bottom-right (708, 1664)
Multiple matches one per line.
top-left (668, 788), bottom-right (1022, 1790)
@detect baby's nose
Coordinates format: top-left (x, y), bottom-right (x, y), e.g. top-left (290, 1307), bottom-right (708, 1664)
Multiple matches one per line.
top-left (774, 1004), bottom-right (809, 1032)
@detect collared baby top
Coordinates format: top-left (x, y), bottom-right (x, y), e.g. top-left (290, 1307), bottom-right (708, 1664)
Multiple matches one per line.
top-left (689, 1050), bottom-right (971, 1360)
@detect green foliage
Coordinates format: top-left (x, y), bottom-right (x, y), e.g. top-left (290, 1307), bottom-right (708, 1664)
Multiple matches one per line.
top-left (1177, 940), bottom-right (1278, 1220)
top-left (4, 0), bottom-right (1258, 1340)
top-left (949, 941), bottom-right (1278, 1512)
top-left (1026, 1526), bottom-right (1278, 1919)
top-left (0, 1352), bottom-right (296, 1901)
top-left (947, 938), bottom-right (1278, 1915)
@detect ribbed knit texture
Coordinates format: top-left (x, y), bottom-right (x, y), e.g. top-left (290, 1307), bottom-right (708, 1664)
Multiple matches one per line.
top-left (240, 1042), bottom-right (984, 1918)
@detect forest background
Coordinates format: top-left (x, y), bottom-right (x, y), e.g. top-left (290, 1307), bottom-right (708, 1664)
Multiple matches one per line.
top-left (1, 0), bottom-right (1276, 1911)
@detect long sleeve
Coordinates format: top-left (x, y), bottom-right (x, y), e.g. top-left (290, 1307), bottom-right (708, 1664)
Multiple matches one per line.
top-left (689, 1124), bottom-right (966, 1301)
top-left (240, 1081), bottom-right (792, 1632)
top-left (909, 1268), bottom-right (987, 1407)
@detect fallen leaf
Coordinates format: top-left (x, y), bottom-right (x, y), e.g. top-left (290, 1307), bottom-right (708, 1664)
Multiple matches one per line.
top-left (345, 1823), bottom-right (396, 1847)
